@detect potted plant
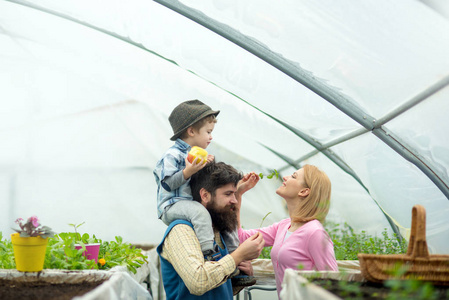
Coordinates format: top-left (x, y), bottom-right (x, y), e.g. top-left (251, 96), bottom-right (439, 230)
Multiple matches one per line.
top-left (67, 222), bottom-right (100, 263)
top-left (11, 216), bottom-right (55, 272)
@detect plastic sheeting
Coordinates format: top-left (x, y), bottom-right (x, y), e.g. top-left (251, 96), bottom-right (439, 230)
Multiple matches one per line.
top-left (251, 259), bottom-right (363, 284)
top-left (74, 271), bottom-right (151, 300)
top-left (147, 253), bottom-right (364, 299)
top-left (280, 269), bottom-right (340, 300)
top-left (279, 261), bottom-right (364, 300)
top-left (1, 0), bottom-right (449, 254)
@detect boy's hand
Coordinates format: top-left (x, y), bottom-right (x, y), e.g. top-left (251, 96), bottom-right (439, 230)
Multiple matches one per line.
top-left (206, 154), bottom-right (215, 164)
top-left (183, 156), bottom-right (207, 179)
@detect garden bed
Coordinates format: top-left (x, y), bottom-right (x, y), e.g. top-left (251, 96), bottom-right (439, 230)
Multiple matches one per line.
top-left (310, 278), bottom-right (449, 300)
top-left (0, 229), bottom-right (158, 299)
top-left (0, 278), bottom-right (105, 300)
top-left (281, 269), bottom-right (449, 300)
top-left (0, 259), bottom-right (153, 300)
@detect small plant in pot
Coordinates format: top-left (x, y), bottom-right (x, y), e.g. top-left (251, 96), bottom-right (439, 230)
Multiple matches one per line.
top-left (62, 222), bottom-right (100, 263)
top-left (11, 216), bottom-right (55, 272)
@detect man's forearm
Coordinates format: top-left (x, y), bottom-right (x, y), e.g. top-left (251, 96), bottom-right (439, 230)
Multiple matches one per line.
top-left (230, 248), bottom-right (245, 266)
top-left (161, 224), bottom-right (236, 295)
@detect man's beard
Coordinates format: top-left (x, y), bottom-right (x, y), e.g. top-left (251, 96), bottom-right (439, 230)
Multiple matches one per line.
top-left (206, 199), bottom-right (238, 233)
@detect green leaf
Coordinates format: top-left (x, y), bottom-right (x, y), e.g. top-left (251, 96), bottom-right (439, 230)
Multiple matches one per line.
top-left (128, 265), bottom-right (137, 274)
top-left (258, 169), bottom-right (279, 180)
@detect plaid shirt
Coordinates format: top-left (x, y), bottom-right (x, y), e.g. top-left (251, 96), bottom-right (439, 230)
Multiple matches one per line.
top-left (154, 139), bottom-right (192, 218)
top-left (159, 224), bottom-right (236, 296)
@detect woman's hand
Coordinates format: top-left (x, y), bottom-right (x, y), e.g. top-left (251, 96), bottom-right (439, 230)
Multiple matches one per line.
top-left (237, 260), bottom-right (254, 276)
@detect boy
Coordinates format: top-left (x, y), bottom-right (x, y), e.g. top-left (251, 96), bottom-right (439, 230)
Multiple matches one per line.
top-left (154, 99), bottom-right (219, 259)
top-left (154, 100), bottom-right (255, 287)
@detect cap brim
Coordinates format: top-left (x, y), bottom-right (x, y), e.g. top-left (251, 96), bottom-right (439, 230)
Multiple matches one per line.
top-left (170, 110), bottom-right (220, 141)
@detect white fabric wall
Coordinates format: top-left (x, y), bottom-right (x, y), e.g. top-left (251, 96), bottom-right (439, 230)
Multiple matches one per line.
top-left (1, 0), bottom-right (448, 253)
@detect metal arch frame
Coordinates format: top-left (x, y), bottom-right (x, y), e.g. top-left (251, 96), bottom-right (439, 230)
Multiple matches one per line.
top-left (4, 0), bottom-right (448, 218)
top-left (4, 0), bottom-right (181, 66)
top-left (259, 141), bottom-right (403, 240)
top-left (152, 0), bottom-right (449, 201)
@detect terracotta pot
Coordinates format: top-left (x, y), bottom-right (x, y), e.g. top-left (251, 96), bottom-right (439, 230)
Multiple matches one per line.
top-left (11, 233), bottom-right (48, 272)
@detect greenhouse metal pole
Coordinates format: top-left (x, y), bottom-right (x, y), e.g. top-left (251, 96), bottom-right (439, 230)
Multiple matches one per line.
top-left (261, 143), bottom-right (403, 240)
top-left (8, 0), bottom-right (448, 200)
top-left (376, 75), bottom-right (449, 125)
top-left (296, 71), bottom-right (449, 199)
top-left (373, 76), bottom-right (449, 199)
top-left (153, 0), bottom-right (375, 129)
top-left (373, 127), bottom-right (449, 200)
top-left (152, 0), bottom-right (449, 201)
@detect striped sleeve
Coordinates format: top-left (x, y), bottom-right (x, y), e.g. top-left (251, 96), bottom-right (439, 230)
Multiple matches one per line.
top-left (160, 224), bottom-right (236, 296)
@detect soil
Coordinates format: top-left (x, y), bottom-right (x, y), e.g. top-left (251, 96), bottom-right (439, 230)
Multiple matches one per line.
top-left (311, 279), bottom-right (449, 300)
top-left (0, 278), bottom-right (106, 300)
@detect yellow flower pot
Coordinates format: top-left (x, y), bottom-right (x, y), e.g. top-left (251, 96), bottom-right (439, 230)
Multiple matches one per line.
top-left (11, 233), bottom-right (48, 272)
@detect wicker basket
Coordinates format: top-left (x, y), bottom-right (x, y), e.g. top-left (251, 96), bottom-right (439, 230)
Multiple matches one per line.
top-left (358, 205), bottom-right (449, 285)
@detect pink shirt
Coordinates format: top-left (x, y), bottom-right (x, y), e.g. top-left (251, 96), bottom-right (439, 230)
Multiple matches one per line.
top-left (238, 219), bottom-right (338, 296)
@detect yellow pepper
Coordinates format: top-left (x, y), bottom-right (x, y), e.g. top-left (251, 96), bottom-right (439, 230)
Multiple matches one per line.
top-left (187, 146), bottom-right (208, 164)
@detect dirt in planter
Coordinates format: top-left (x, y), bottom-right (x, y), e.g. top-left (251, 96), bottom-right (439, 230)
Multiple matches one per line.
top-left (310, 279), bottom-right (449, 300)
top-left (0, 278), bottom-right (106, 300)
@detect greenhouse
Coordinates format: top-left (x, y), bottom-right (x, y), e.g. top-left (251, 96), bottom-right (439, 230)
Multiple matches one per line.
top-left (1, 0), bottom-right (449, 299)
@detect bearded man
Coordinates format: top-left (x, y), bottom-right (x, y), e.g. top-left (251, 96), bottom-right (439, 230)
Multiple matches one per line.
top-left (157, 162), bottom-right (265, 300)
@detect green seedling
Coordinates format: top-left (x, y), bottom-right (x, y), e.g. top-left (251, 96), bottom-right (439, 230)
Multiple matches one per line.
top-left (258, 212), bottom-right (272, 229)
top-left (258, 170), bottom-right (279, 180)
top-left (257, 212), bottom-right (272, 259)
top-left (68, 222), bottom-right (85, 243)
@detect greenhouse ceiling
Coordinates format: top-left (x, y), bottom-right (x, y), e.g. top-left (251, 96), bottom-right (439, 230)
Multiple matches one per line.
top-left (1, 0), bottom-right (448, 253)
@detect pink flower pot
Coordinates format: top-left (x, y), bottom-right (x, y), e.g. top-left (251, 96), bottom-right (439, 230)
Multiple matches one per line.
top-left (75, 243), bottom-right (100, 263)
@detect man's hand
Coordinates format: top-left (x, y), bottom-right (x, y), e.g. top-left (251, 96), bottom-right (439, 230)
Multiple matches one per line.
top-left (183, 156), bottom-right (207, 179)
top-left (236, 172), bottom-right (259, 197)
top-left (235, 172), bottom-right (260, 229)
top-left (230, 232), bottom-right (265, 266)
top-left (235, 172), bottom-right (259, 215)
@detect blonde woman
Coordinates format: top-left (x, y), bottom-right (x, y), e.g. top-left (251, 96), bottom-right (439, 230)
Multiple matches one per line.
top-left (236, 165), bottom-right (338, 297)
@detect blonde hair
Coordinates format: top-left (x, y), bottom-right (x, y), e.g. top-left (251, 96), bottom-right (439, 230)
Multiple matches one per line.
top-left (291, 164), bottom-right (331, 223)
top-left (180, 115), bottom-right (217, 139)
